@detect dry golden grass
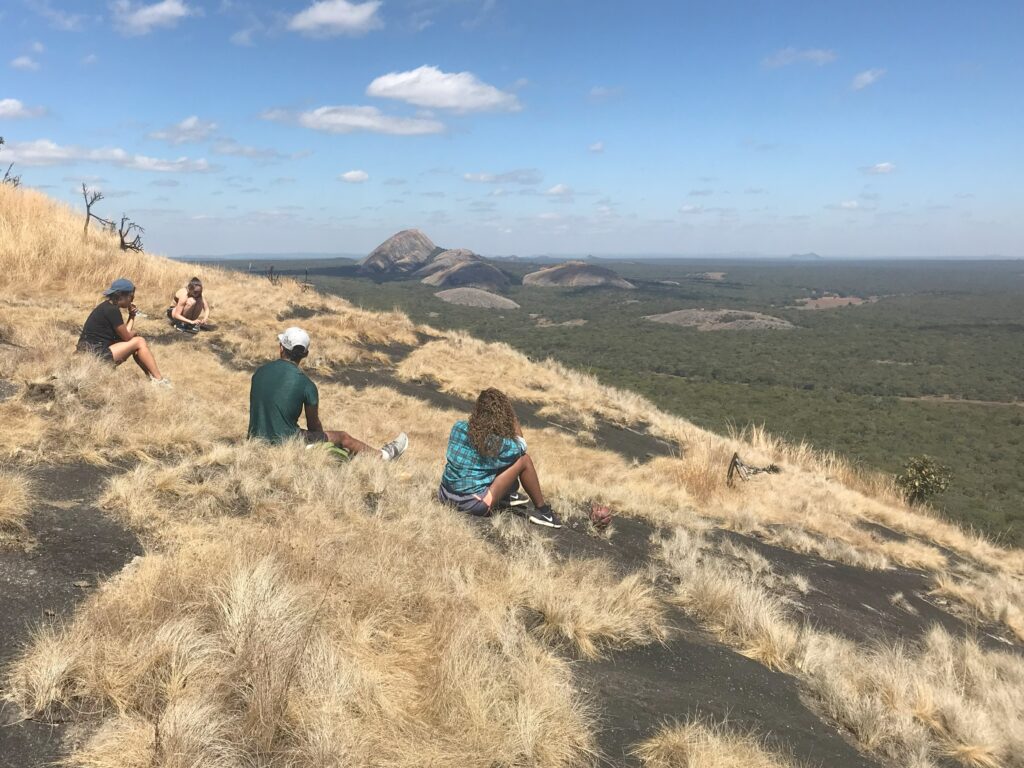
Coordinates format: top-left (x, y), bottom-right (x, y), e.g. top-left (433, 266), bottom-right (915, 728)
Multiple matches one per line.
top-left (0, 468), bottom-right (32, 536)
top-left (930, 570), bottom-right (1024, 643)
top-left (656, 523), bottom-right (1024, 768)
top-left (636, 719), bottom-right (803, 768)
top-left (4, 182), bottom-right (1024, 767)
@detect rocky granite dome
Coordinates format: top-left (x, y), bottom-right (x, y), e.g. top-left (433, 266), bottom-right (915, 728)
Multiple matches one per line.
top-left (522, 260), bottom-right (636, 289)
top-left (359, 229), bottom-right (443, 274)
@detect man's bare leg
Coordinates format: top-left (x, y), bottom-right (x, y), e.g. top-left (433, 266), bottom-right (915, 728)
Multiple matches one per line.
top-left (323, 430), bottom-right (374, 455)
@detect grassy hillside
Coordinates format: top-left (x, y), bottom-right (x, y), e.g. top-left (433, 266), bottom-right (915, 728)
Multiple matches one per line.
top-left (246, 258), bottom-right (1024, 544)
top-left (2, 184), bottom-right (1024, 768)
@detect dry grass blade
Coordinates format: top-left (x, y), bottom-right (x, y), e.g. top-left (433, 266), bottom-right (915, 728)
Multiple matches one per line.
top-left (636, 718), bottom-right (803, 768)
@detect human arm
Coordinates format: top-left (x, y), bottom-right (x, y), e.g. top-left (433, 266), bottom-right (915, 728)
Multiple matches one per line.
top-left (196, 296), bottom-right (210, 325)
top-left (304, 402), bottom-right (324, 433)
top-left (115, 303), bottom-right (137, 341)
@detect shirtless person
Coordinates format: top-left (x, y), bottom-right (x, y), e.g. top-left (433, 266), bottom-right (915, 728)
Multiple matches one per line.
top-left (167, 277), bottom-right (211, 333)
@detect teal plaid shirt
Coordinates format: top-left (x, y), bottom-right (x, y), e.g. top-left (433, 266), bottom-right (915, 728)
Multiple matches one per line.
top-left (441, 419), bottom-right (527, 495)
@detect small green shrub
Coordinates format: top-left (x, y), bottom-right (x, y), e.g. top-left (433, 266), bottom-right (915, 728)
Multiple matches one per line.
top-left (895, 455), bottom-right (951, 505)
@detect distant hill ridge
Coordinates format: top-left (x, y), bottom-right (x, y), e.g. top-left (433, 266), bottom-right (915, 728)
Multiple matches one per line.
top-left (359, 230), bottom-right (509, 292)
top-left (522, 260), bottom-right (636, 289)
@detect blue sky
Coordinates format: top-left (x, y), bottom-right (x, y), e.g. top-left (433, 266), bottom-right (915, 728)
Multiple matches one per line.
top-left (2, 0), bottom-right (1022, 258)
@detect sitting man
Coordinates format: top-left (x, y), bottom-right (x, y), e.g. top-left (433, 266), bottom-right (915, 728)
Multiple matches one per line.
top-left (167, 277), bottom-right (211, 333)
top-left (248, 326), bottom-right (408, 461)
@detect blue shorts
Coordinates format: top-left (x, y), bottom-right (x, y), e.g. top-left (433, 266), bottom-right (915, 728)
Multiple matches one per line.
top-left (437, 484), bottom-right (490, 516)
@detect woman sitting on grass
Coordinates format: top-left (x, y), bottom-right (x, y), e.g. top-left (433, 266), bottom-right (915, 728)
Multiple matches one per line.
top-left (76, 278), bottom-right (171, 388)
top-left (438, 388), bottom-right (560, 528)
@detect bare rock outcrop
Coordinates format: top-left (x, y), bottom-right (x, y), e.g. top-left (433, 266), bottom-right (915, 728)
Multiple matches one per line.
top-left (522, 261), bottom-right (635, 289)
top-left (434, 287), bottom-right (520, 309)
top-left (419, 252), bottom-right (510, 292)
top-left (360, 229), bottom-right (442, 275)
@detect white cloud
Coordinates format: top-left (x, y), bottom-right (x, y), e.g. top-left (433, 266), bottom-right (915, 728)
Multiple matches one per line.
top-left (827, 200), bottom-right (873, 211)
top-left (30, 41), bottom-right (46, 54)
top-left (762, 47), bottom-right (837, 68)
top-left (0, 98), bottom-right (46, 119)
top-left (366, 65), bottom-right (520, 112)
top-left (263, 105), bottom-right (444, 135)
top-left (588, 85), bottom-right (622, 102)
top-left (689, 188), bottom-right (714, 197)
top-left (288, 0), bottom-right (382, 37)
top-left (111, 0), bottom-right (195, 36)
top-left (864, 161), bottom-right (895, 174)
top-left (339, 169), bottom-right (369, 183)
top-left (538, 212), bottom-right (562, 221)
top-left (2, 138), bottom-right (214, 172)
top-left (545, 183), bottom-right (572, 197)
top-left (851, 68), bottom-right (886, 91)
top-left (211, 139), bottom-right (286, 160)
top-left (463, 168), bottom-right (542, 185)
top-left (82, 53), bottom-right (98, 66)
top-left (28, 0), bottom-right (85, 31)
top-left (679, 204), bottom-right (704, 214)
top-left (588, 141), bottom-right (604, 153)
top-left (11, 56), bottom-right (40, 71)
top-left (230, 26), bottom-right (257, 45)
top-left (148, 115), bottom-right (218, 144)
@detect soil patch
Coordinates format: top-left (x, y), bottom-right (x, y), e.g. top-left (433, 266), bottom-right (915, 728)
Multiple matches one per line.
top-left (645, 308), bottom-right (795, 331)
top-left (0, 463), bottom-right (143, 767)
top-left (714, 531), bottom-right (1001, 646)
top-left (580, 608), bottom-right (880, 768)
top-left (535, 317), bottom-right (587, 327)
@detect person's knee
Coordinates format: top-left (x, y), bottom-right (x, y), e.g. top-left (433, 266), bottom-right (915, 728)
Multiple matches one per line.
top-left (136, 337), bottom-right (148, 348)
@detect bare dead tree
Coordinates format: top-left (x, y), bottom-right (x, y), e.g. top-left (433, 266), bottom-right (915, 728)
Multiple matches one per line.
top-left (118, 214), bottom-right (144, 252)
top-left (81, 183), bottom-right (112, 235)
top-left (266, 265), bottom-right (280, 286)
top-left (1, 137), bottom-right (21, 188)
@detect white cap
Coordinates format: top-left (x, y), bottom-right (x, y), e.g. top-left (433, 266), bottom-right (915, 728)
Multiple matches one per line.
top-left (278, 327), bottom-right (310, 351)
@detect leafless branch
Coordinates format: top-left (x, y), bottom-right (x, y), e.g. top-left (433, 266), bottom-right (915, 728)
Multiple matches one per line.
top-left (118, 214), bottom-right (144, 252)
top-left (82, 183), bottom-right (109, 235)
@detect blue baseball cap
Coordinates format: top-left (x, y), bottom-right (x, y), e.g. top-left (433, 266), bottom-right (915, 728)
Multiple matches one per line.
top-left (102, 278), bottom-right (135, 296)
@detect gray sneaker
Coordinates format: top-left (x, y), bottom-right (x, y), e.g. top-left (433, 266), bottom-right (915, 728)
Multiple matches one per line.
top-left (150, 376), bottom-right (173, 390)
top-left (381, 432), bottom-right (408, 461)
top-left (528, 504), bottom-right (562, 529)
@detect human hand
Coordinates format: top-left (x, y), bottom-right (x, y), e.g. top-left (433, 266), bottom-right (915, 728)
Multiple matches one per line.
top-left (128, 303), bottom-right (138, 318)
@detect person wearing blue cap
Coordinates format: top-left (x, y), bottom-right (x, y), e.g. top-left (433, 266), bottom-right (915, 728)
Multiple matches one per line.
top-left (76, 278), bottom-right (171, 388)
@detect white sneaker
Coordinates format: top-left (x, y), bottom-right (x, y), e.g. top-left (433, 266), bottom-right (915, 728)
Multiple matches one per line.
top-left (150, 376), bottom-right (173, 390)
top-left (381, 432), bottom-right (408, 461)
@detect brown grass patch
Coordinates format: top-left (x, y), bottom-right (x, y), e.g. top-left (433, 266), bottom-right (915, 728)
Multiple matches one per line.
top-left (636, 719), bottom-right (803, 768)
top-left (0, 468), bottom-right (32, 541)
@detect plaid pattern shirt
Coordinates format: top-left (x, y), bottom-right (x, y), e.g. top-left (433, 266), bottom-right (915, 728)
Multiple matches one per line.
top-left (440, 419), bottom-right (527, 495)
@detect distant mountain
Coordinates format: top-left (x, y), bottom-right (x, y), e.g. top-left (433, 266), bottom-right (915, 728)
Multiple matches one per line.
top-left (359, 229), bottom-right (443, 274)
top-left (790, 252), bottom-right (824, 260)
top-left (418, 254), bottom-right (510, 292)
top-left (522, 260), bottom-right (635, 289)
top-left (434, 287), bottom-right (520, 309)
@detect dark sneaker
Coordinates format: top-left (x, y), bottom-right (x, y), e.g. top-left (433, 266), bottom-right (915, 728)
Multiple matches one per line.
top-left (381, 432), bottom-right (408, 461)
top-left (528, 504), bottom-right (562, 529)
top-left (504, 492), bottom-right (530, 507)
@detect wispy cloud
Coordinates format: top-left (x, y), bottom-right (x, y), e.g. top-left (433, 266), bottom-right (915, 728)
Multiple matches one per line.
top-left (27, 0), bottom-right (86, 31)
top-left (148, 115), bottom-right (218, 144)
top-left (30, 41), bottom-right (46, 54)
top-left (262, 105), bottom-right (444, 135)
top-left (679, 204), bottom-right (704, 214)
top-left (762, 47), bottom-right (837, 68)
top-left (2, 138), bottom-right (215, 172)
top-left (588, 141), bottom-right (604, 153)
top-left (863, 161), bottom-right (895, 174)
top-left (111, 0), bottom-right (196, 36)
top-left (851, 68), bottom-right (886, 90)
top-left (545, 183), bottom-right (573, 199)
top-left (0, 98), bottom-right (46, 119)
top-left (339, 169), bottom-right (369, 183)
top-left (367, 65), bottom-right (520, 112)
top-left (689, 188), bottom-right (714, 197)
top-left (211, 139), bottom-right (289, 161)
top-left (463, 168), bottom-right (543, 185)
top-left (588, 85), bottom-right (623, 102)
top-left (81, 53), bottom-right (98, 66)
top-left (288, 0), bottom-right (382, 37)
top-left (827, 200), bottom-right (874, 211)
top-left (10, 56), bottom-right (40, 71)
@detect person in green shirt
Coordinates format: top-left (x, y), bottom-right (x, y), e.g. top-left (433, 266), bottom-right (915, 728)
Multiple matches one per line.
top-left (248, 327), bottom-right (408, 460)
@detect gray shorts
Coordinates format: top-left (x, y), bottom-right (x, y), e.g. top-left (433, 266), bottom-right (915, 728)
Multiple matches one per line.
top-left (437, 484), bottom-right (490, 516)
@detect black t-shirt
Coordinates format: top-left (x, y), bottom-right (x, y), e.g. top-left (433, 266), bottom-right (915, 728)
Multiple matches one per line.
top-left (78, 301), bottom-right (125, 349)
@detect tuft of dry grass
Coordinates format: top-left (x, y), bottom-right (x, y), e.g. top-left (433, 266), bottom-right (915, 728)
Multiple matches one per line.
top-left (636, 719), bottom-right (803, 768)
top-left (930, 570), bottom-right (1024, 643)
top-left (0, 468), bottom-right (32, 538)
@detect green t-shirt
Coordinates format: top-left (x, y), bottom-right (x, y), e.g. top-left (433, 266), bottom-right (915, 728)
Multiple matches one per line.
top-left (247, 359), bottom-right (319, 443)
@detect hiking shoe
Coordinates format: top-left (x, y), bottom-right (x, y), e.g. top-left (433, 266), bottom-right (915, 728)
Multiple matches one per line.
top-left (528, 504), bottom-right (562, 529)
top-left (381, 432), bottom-right (408, 461)
top-left (150, 376), bottom-right (173, 390)
top-left (494, 491), bottom-right (531, 510)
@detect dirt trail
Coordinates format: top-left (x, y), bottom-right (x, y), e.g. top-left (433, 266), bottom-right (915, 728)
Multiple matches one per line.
top-left (0, 464), bottom-right (142, 768)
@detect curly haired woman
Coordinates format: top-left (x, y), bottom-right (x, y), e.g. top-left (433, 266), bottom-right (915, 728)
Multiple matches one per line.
top-left (438, 388), bottom-right (561, 528)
